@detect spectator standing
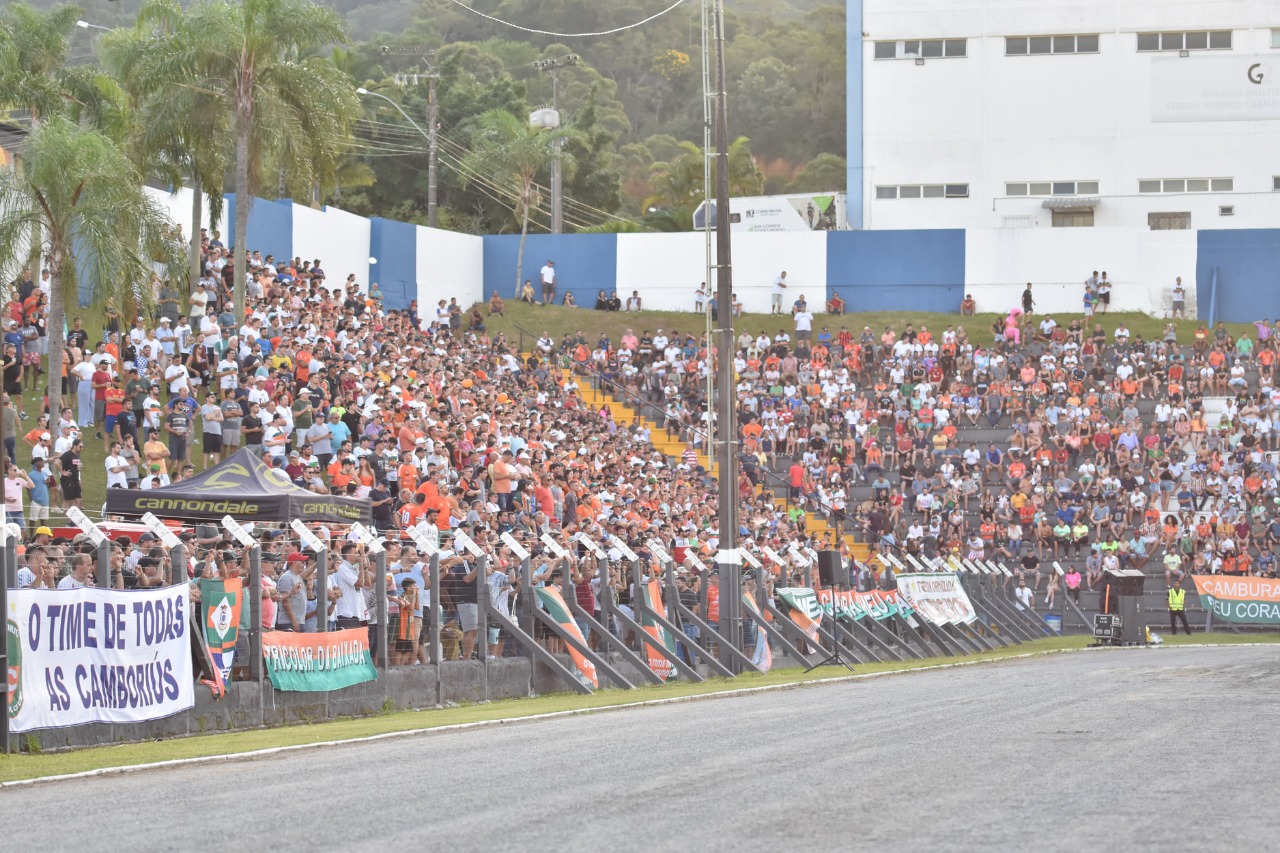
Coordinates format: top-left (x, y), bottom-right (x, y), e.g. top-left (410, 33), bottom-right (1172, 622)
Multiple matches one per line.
top-left (539, 260), bottom-right (556, 304)
top-left (771, 271), bottom-right (788, 315)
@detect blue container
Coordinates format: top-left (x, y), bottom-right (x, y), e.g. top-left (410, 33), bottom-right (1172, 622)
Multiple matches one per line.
top-left (1044, 614), bottom-right (1063, 635)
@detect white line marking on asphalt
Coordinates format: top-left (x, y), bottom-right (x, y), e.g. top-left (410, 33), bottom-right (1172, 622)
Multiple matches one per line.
top-left (2, 642), bottom-right (1272, 788)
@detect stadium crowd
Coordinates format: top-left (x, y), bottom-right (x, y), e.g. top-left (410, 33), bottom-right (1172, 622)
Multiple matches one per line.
top-left (4, 232), bottom-right (1276, 663)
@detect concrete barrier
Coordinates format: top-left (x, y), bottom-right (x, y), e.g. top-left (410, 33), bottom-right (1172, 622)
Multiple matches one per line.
top-left (17, 654), bottom-right (658, 752)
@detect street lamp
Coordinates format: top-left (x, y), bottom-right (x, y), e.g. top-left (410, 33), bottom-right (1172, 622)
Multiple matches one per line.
top-left (76, 20), bottom-right (111, 31)
top-left (356, 87), bottom-right (439, 228)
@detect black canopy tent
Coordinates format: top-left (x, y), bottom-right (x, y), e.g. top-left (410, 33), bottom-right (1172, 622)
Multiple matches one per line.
top-left (105, 448), bottom-right (371, 525)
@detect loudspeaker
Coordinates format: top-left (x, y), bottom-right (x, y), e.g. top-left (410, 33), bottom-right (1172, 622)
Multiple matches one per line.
top-left (1099, 569), bottom-right (1146, 613)
top-left (817, 550), bottom-right (848, 588)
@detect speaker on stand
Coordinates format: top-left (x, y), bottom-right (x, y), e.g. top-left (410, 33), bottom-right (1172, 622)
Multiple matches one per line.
top-left (818, 550), bottom-right (848, 589)
top-left (809, 550), bottom-right (854, 672)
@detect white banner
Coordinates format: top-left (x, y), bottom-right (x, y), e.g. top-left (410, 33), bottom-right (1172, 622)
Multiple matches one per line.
top-left (6, 584), bottom-right (194, 732)
top-left (1152, 54), bottom-right (1280, 122)
top-left (894, 573), bottom-right (977, 627)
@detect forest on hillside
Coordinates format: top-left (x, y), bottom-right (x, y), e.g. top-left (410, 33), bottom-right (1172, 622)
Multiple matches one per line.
top-left (45, 0), bottom-right (847, 232)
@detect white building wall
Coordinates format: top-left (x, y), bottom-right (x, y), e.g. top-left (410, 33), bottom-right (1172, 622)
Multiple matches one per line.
top-left (291, 204), bottom-right (372, 294)
top-left (417, 227), bottom-right (483, 313)
top-left (863, 0), bottom-right (1280, 231)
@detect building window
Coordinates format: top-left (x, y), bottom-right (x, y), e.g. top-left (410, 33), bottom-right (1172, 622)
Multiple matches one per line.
top-left (874, 39), bottom-right (966, 59)
top-left (1052, 210), bottom-right (1094, 227)
top-left (1005, 180), bottom-right (1099, 196)
top-left (1006, 34), bottom-right (1099, 55)
top-left (1138, 178), bottom-right (1233, 193)
top-left (1149, 212), bottom-right (1191, 230)
top-left (1273, 176), bottom-right (1280, 190)
top-left (1137, 30), bottom-right (1231, 52)
top-left (1272, 28), bottom-right (1280, 49)
top-left (875, 184), bottom-right (969, 199)
top-left (1220, 205), bottom-right (1235, 216)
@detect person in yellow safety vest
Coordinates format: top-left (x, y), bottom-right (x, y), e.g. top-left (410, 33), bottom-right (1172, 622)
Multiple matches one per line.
top-left (1168, 579), bottom-right (1190, 636)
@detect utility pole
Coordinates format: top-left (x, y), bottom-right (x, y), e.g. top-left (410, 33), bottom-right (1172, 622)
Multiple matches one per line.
top-left (534, 54), bottom-right (579, 234)
top-left (426, 67), bottom-right (439, 229)
top-left (711, 0), bottom-right (741, 672)
top-left (380, 46), bottom-right (440, 228)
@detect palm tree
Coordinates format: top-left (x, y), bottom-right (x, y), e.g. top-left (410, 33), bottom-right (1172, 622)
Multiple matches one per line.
top-left (644, 140), bottom-right (704, 212)
top-left (644, 136), bottom-right (764, 226)
top-left (143, 0), bottom-right (358, 317)
top-left (461, 109), bottom-right (578, 295)
top-left (0, 3), bottom-right (129, 276)
top-left (0, 117), bottom-right (182, 416)
top-left (101, 6), bottom-right (232, 294)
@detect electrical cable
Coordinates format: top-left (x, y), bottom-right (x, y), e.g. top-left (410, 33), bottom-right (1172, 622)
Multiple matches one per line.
top-left (440, 0), bottom-right (693, 39)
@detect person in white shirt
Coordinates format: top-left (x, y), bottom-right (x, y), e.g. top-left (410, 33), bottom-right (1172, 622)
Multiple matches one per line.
top-left (165, 361), bottom-right (191, 395)
top-left (794, 308), bottom-right (814, 342)
top-left (105, 441), bottom-right (129, 489)
top-left (57, 553), bottom-right (95, 590)
top-left (199, 309), bottom-right (221, 352)
top-left (217, 355), bottom-right (239, 390)
top-left (539, 260), bottom-right (556, 304)
top-left (333, 543), bottom-right (369, 628)
top-left (771, 271), bottom-right (788, 315)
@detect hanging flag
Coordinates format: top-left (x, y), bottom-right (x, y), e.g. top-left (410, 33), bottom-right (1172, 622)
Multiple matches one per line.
top-left (534, 586), bottom-right (597, 689)
top-left (200, 577), bottom-right (243, 682)
top-left (741, 592), bottom-right (772, 672)
top-left (638, 579), bottom-right (680, 681)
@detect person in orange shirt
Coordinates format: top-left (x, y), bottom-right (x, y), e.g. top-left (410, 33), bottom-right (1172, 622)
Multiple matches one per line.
top-left (397, 454), bottom-right (419, 493)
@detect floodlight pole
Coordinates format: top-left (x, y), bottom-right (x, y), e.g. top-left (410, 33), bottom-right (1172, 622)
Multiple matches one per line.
top-left (711, 0), bottom-right (741, 673)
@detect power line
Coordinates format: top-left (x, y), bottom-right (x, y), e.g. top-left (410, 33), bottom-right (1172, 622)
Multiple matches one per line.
top-left (440, 0), bottom-right (693, 39)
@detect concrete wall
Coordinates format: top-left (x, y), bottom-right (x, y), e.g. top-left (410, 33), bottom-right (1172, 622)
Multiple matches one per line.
top-left (144, 185), bottom-right (230, 247)
top-left (152, 188), bottom-right (1280, 325)
top-left (482, 233), bottom-right (619, 309)
top-left (1196, 229), bottom-right (1280, 322)
top-left (12, 656), bottom-right (649, 752)
top-left (827, 229), bottom-right (966, 312)
top-left (292, 204), bottom-right (372, 294)
top-left (419, 226), bottom-right (484, 316)
top-left (225, 194), bottom-right (294, 263)
top-left (370, 217), bottom-right (418, 310)
top-left (965, 226), bottom-right (1197, 317)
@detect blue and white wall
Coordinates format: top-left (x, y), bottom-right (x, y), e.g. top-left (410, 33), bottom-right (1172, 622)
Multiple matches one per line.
top-left (483, 230), bottom-right (965, 315)
top-left (153, 190), bottom-right (483, 313)
top-left (149, 186), bottom-right (1277, 325)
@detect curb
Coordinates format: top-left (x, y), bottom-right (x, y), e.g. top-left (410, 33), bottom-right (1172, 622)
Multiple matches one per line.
top-left (2, 641), bottom-right (1273, 788)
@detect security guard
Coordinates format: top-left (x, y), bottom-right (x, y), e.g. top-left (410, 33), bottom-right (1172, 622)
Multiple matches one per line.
top-left (1168, 578), bottom-right (1190, 636)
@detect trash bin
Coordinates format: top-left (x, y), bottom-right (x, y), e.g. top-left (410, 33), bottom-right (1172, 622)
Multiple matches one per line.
top-left (1044, 613), bottom-right (1062, 635)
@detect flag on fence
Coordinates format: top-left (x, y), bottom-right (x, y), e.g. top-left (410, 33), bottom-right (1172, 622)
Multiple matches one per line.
top-left (639, 579), bottom-right (679, 681)
top-left (200, 577), bottom-right (242, 681)
top-left (741, 592), bottom-right (772, 672)
top-left (534, 586), bottom-right (597, 688)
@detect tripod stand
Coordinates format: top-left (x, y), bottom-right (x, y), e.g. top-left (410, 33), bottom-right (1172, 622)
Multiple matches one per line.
top-left (804, 584), bottom-right (855, 672)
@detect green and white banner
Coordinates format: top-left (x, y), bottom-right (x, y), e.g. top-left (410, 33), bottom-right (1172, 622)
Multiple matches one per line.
top-left (260, 627), bottom-right (377, 691)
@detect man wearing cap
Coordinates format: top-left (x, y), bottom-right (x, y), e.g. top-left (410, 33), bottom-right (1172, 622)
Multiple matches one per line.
top-left (55, 436), bottom-right (83, 510)
top-left (26, 457), bottom-right (51, 534)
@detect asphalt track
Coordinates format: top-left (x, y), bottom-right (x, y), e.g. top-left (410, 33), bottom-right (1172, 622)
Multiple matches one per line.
top-left (5, 645), bottom-right (1278, 852)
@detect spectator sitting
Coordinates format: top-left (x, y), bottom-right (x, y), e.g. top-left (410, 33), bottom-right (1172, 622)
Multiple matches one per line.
top-left (826, 292), bottom-right (846, 315)
top-left (489, 293), bottom-right (506, 315)
top-left (960, 293), bottom-right (976, 316)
